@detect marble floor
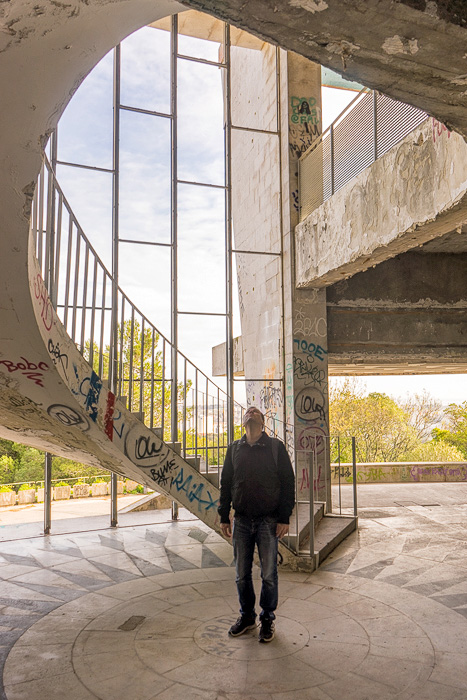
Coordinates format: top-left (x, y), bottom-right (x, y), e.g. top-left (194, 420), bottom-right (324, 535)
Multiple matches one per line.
top-left (1, 486), bottom-right (467, 699)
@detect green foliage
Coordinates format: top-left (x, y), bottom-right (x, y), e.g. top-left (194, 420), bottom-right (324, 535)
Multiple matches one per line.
top-left (330, 380), bottom-right (418, 462)
top-left (0, 455), bottom-right (16, 484)
top-left (18, 483), bottom-right (34, 491)
top-left (54, 481), bottom-right (70, 488)
top-left (402, 440), bottom-right (465, 462)
top-left (0, 484), bottom-right (14, 492)
top-left (130, 485), bottom-right (144, 494)
top-left (433, 401), bottom-right (467, 458)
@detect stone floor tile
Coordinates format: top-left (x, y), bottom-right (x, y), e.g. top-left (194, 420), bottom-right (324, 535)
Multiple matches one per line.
top-left (302, 614), bottom-right (368, 644)
top-left (295, 639), bottom-right (369, 678)
top-left (0, 580), bottom-right (60, 602)
top-left (14, 612), bottom-right (91, 646)
top-left (429, 651), bottom-right (467, 689)
top-left (4, 672), bottom-right (98, 700)
top-left (147, 568), bottom-right (208, 588)
top-left (4, 642), bottom-right (74, 684)
top-left (307, 587), bottom-right (366, 608)
top-left (272, 688), bottom-right (334, 700)
top-left (152, 583), bottom-right (207, 606)
top-left (0, 565), bottom-right (42, 580)
top-left (402, 679), bottom-right (467, 700)
top-left (276, 597), bottom-right (342, 624)
top-left (73, 629), bottom-right (136, 657)
top-left (190, 580), bottom-right (237, 599)
top-left (84, 596), bottom-right (170, 631)
top-left (168, 595), bottom-right (230, 621)
top-left (165, 654), bottom-right (248, 694)
top-left (278, 580), bottom-right (323, 600)
top-left (370, 634), bottom-right (434, 664)
top-left (132, 609), bottom-right (201, 639)
top-left (245, 656), bottom-right (331, 695)
top-left (77, 662), bottom-right (173, 700)
top-left (135, 635), bottom-right (206, 674)
top-left (150, 682), bottom-right (217, 700)
top-left (94, 575), bottom-right (163, 600)
top-left (47, 592), bottom-right (119, 618)
top-left (321, 671), bottom-right (400, 700)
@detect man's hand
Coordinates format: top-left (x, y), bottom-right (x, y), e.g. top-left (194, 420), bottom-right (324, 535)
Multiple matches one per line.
top-left (276, 523), bottom-right (289, 539)
top-left (220, 522), bottom-right (232, 538)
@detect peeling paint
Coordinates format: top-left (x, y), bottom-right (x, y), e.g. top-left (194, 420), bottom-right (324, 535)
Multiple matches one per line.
top-left (289, 0), bottom-right (328, 13)
top-left (382, 35), bottom-right (419, 55)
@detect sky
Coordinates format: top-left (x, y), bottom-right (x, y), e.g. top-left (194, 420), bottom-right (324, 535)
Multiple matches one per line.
top-left (53, 22), bottom-right (466, 409)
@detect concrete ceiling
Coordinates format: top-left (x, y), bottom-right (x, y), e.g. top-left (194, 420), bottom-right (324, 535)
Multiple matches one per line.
top-left (186, 0), bottom-right (467, 138)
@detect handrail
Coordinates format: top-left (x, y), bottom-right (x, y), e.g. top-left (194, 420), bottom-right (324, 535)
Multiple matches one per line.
top-left (299, 88), bottom-right (428, 220)
top-left (32, 157), bottom-right (246, 472)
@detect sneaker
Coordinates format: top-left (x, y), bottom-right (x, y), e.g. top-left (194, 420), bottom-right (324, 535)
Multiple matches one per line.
top-left (258, 617), bottom-right (275, 643)
top-left (228, 615), bottom-right (257, 637)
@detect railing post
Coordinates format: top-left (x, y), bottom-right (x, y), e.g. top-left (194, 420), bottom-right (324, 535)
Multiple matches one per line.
top-left (110, 472), bottom-right (118, 528)
top-left (44, 452), bottom-right (52, 535)
top-left (309, 448), bottom-right (315, 560)
top-left (330, 124), bottom-right (334, 195)
top-left (352, 437), bottom-right (358, 517)
top-left (373, 90), bottom-right (378, 161)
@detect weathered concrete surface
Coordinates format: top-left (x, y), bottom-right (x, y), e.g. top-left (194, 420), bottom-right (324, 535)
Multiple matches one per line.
top-left (295, 118), bottom-right (467, 288)
top-left (326, 250), bottom-right (467, 373)
top-left (187, 0), bottom-right (467, 139)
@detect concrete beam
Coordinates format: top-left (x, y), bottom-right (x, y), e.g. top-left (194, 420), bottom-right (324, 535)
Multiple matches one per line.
top-left (295, 119), bottom-right (467, 288)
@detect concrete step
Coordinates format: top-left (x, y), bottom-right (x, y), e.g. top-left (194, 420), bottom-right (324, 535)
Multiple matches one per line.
top-left (286, 502), bottom-right (325, 550)
top-left (299, 514), bottom-right (358, 563)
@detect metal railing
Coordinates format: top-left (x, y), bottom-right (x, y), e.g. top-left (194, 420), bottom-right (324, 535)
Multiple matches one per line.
top-left (299, 88), bottom-right (428, 220)
top-left (31, 157), bottom-right (245, 472)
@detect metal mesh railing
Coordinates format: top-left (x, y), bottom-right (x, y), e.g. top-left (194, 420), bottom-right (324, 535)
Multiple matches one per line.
top-left (31, 157), bottom-right (246, 473)
top-left (299, 89), bottom-right (428, 220)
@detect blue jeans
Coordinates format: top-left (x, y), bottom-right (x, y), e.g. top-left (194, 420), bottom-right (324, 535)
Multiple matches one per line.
top-left (232, 515), bottom-right (278, 621)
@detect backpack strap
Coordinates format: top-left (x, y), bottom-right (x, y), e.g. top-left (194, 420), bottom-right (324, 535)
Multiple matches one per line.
top-left (270, 437), bottom-right (280, 469)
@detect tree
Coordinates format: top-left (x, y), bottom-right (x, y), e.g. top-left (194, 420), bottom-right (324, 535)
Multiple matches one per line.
top-left (330, 379), bottom-right (422, 462)
top-left (402, 439), bottom-right (465, 462)
top-left (433, 401), bottom-right (467, 458)
top-left (400, 390), bottom-right (443, 442)
top-left (86, 319), bottom-right (190, 441)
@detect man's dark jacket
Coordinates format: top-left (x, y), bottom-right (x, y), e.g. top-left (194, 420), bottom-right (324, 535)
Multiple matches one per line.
top-left (218, 432), bottom-right (295, 524)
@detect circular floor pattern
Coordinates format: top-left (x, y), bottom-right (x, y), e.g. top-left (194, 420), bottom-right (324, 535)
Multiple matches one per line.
top-left (3, 568), bottom-right (440, 700)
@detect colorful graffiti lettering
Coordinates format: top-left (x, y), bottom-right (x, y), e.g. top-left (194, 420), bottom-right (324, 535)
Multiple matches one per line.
top-left (172, 467), bottom-right (218, 512)
top-left (0, 357), bottom-right (49, 387)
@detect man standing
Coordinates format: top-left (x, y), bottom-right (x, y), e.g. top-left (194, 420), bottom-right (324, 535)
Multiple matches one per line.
top-left (219, 406), bottom-right (295, 643)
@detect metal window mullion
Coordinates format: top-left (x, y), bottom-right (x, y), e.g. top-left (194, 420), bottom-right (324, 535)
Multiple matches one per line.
top-left (224, 22), bottom-right (234, 445)
top-left (182, 358), bottom-right (187, 458)
top-left (38, 165), bottom-right (45, 271)
top-left (110, 43), bottom-right (121, 397)
top-left (194, 371), bottom-right (198, 466)
top-left (119, 293), bottom-right (125, 398)
top-left (170, 14), bottom-right (179, 445)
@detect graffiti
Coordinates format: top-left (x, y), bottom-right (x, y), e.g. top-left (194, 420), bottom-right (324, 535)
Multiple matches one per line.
top-left (79, 371), bottom-right (102, 423)
top-left (33, 273), bottom-right (54, 331)
top-left (150, 457), bottom-right (177, 488)
top-left (411, 465), bottom-right (467, 482)
top-left (432, 117), bottom-right (451, 143)
top-left (299, 463), bottom-right (323, 492)
top-left (290, 96), bottom-right (320, 125)
top-left (285, 363), bottom-right (294, 418)
top-left (125, 425), bottom-right (169, 468)
top-left (293, 356), bottom-right (326, 387)
top-left (291, 189), bottom-right (299, 211)
top-left (197, 619), bottom-right (237, 658)
top-left (104, 392), bottom-right (115, 441)
top-left (333, 466), bottom-right (352, 479)
top-left (259, 382), bottom-right (283, 411)
top-left (0, 357), bottom-right (49, 387)
top-left (112, 409), bottom-right (125, 440)
top-left (293, 338), bottom-right (327, 361)
top-left (298, 426), bottom-right (327, 453)
top-left (295, 386), bottom-right (326, 423)
top-left (47, 339), bottom-right (68, 378)
top-left (47, 404), bottom-right (90, 431)
top-left (293, 311), bottom-right (327, 338)
top-left (172, 467), bottom-right (218, 512)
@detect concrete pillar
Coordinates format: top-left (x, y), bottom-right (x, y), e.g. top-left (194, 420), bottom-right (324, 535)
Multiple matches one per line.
top-left (281, 53), bottom-right (330, 506)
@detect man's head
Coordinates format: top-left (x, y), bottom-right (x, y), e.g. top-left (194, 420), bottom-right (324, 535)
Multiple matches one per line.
top-left (242, 406), bottom-right (265, 430)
